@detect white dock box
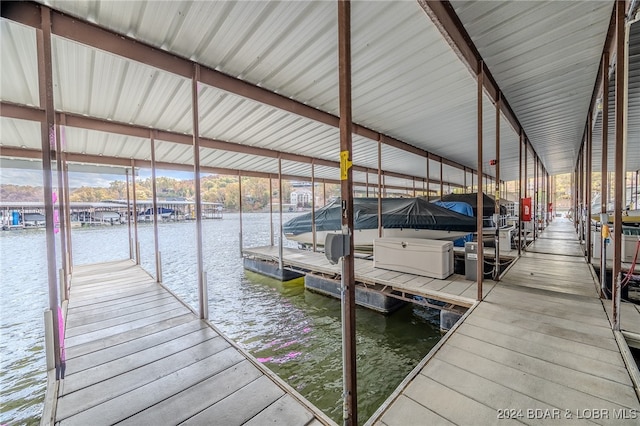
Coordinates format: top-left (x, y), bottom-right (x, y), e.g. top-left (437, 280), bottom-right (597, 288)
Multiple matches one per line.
top-left (373, 238), bottom-right (454, 279)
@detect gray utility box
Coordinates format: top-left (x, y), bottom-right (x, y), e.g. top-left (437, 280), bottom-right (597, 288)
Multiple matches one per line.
top-left (373, 237), bottom-right (454, 279)
top-left (465, 242), bottom-right (478, 281)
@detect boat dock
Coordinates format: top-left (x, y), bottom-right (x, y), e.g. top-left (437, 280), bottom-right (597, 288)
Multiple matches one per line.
top-left (243, 246), bottom-right (495, 310)
top-left (46, 260), bottom-right (332, 425)
top-left (368, 219), bottom-right (640, 425)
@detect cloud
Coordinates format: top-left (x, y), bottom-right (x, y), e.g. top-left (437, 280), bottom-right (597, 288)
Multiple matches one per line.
top-left (0, 167), bottom-right (201, 188)
top-left (0, 168), bottom-right (126, 188)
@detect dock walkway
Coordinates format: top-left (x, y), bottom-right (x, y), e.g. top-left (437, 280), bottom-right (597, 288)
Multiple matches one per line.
top-left (53, 260), bottom-right (332, 425)
top-left (370, 220), bottom-right (640, 425)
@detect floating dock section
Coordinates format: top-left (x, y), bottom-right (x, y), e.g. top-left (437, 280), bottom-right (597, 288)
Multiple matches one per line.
top-left (242, 246), bottom-right (494, 315)
top-left (45, 260), bottom-right (332, 425)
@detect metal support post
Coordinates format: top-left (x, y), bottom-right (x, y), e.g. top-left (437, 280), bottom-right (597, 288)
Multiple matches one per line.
top-left (612, 0), bottom-right (626, 330)
top-left (278, 157), bottom-right (284, 271)
top-left (37, 5), bottom-right (62, 378)
top-left (150, 131), bottom-right (161, 282)
top-left (239, 173), bottom-right (243, 258)
top-left (192, 64), bottom-right (207, 320)
top-left (494, 94), bottom-right (500, 281)
top-left (476, 61), bottom-right (484, 301)
top-left (338, 1), bottom-right (357, 423)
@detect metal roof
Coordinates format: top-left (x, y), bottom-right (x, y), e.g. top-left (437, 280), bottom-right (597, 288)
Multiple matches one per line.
top-left (592, 20), bottom-right (640, 173)
top-left (451, 0), bottom-right (616, 176)
top-left (1, 1), bottom-right (637, 193)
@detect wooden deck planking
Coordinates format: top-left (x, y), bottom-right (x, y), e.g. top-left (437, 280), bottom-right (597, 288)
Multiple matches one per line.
top-left (65, 294), bottom-right (179, 329)
top-left (372, 220), bottom-right (640, 425)
top-left (64, 320), bottom-right (208, 375)
top-left (55, 260), bottom-right (332, 425)
top-left (60, 349), bottom-right (247, 426)
top-left (64, 313), bottom-right (195, 360)
top-left (419, 358), bottom-right (592, 426)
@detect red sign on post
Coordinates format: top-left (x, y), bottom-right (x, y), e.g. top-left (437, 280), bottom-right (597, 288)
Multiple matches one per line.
top-left (521, 197), bottom-right (532, 222)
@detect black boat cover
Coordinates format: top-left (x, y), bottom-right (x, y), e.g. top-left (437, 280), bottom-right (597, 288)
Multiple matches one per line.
top-left (283, 197), bottom-right (477, 236)
top-left (439, 192), bottom-right (507, 217)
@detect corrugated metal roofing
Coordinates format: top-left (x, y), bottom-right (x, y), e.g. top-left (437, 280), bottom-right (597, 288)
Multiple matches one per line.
top-left (0, 117), bottom-right (42, 150)
top-left (0, 20), bottom-right (39, 107)
top-left (452, 0), bottom-right (615, 176)
top-left (2, 0), bottom-right (635, 192)
top-left (592, 20), bottom-right (640, 173)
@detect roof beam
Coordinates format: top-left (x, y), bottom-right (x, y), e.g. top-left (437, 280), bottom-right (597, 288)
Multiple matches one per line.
top-left (1, 1), bottom-right (489, 180)
top-left (0, 147), bottom-right (434, 193)
top-left (2, 101), bottom-right (464, 188)
top-left (417, 0), bottom-right (541, 164)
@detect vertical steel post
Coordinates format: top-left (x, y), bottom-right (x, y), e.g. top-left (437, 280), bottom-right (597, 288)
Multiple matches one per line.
top-left (150, 132), bottom-right (161, 282)
top-left (518, 130), bottom-right (523, 256)
top-left (126, 169), bottom-right (133, 259)
top-left (477, 61), bottom-right (484, 301)
top-left (338, 1), bottom-right (357, 423)
top-left (131, 160), bottom-right (139, 265)
top-left (278, 157), bottom-right (284, 271)
top-left (494, 95), bottom-right (501, 280)
top-left (55, 122), bottom-right (68, 298)
top-left (534, 156), bottom-right (538, 241)
top-left (238, 173), bottom-right (243, 258)
top-left (269, 177), bottom-right (274, 246)
top-left (377, 136), bottom-right (382, 238)
top-left (571, 166), bottom-right (580, 234)
top-left (54, 123), bottom-right (69, 301)
top-left (323, 181), bottom-right (327, 206)
top-left (470, 169), bottom-right (474, 192)
top-left (63, 149), bottom-right (73, 272)
top-left (579, 148), bottom-right (584, 240)
top-left (37, 5), bottom-right (61, 378)
top-left (587, 114), bottom-right (593, 261)
top-left (612, 0), bottom-right (625, 330)
top-left (365, 171), bottom-right (369, 197)
top-left (439, 158), bottom-right (444, 198)
top-left (312, 160), bottom-right (317, 252)
top-left (192, 64), bottom-right (207, 320)
top-left (426, 155), bottom-right (431, 196)
top-left (462, 167), bottom-right (466, 193)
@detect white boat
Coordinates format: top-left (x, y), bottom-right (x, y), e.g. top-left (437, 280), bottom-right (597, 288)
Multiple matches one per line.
top-left (93, 211), bottom-right (121, 225)
top-left (23, 213), bottom-right (46, 228)
top-left (284, 197), bottom-right (477, 251)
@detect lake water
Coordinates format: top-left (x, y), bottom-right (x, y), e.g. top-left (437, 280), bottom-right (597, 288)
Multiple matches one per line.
top-left (0, 213), bottom-right (442, 425)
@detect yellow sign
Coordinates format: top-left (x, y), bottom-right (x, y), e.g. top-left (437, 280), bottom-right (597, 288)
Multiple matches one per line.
top-left (602, 224), bottom-right (610, 239)
top-left (340, 151), bottom-right (352, 180)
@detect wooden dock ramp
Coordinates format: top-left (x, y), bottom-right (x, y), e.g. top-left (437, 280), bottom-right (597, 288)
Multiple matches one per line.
top-left (369, 220), bottom-right (640, 425)
top-left (52, 260), bottom-right (333, 425)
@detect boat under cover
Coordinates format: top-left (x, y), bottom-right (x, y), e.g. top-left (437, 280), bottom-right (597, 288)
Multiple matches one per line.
top-left (283, 197), bottom-right (477, 249)
top-left (439, 192), bottom-right (507, 217)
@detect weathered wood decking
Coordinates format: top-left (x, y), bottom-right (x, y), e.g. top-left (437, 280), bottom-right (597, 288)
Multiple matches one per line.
top-left (54, 260), bottom-right (332, 425)
top-left (370, 220), bottom-right (640, 425)
top-left (243, 246), bottom-right (495, 308)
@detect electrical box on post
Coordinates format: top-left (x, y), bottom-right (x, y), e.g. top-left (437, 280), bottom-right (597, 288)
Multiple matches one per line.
top-left (325, 233), bottom-right (350, 265)
top-left (521, 197), bottom-right (532, 222)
